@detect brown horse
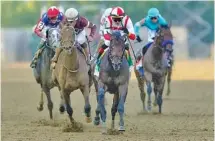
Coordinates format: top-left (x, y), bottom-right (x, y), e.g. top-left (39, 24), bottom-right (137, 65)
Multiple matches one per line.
top-left (52, 24), bottom-right (92, 125)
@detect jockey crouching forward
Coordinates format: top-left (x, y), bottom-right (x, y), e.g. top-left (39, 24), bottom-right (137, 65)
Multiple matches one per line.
top-left (51, 8), bottom-right (97, 68)
top-left (30, 6), bottom-right (64, 68)
top-left (96, 7), bottom-right (136, 72)
top-left (134, 8), bottom-right (173, 67)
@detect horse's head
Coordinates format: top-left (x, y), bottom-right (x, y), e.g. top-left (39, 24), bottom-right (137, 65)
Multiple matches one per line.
top-left (46, 28), bottom-right (61, 49)
top-left (60, 24), bottom-right (76, 54)
top-left (154, 25), bottom-right (174, 52)
top-left (108, 31), bottom-right (127, 71)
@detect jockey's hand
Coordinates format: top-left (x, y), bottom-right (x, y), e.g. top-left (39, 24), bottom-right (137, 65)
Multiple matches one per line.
top-left (136, 35), bottom-right (142, 42)
top-left (122, 27), bottom-right (129, 34)
top-left (88, 35), bottom-right (94, 42)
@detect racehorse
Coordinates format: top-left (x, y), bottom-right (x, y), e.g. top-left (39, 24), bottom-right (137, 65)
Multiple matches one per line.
top-left (93, 31), bottom-right (130, 133)
top-left (33, 28), bottom-right (60, 119)
top-left (134, 25), bottom-right (173, 113)
top-left (52, 24), bottom-right (92, 125)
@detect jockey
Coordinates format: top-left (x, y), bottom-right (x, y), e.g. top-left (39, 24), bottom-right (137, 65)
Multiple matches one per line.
top-left (134, 8), bottom-right (172, 66)
top-left (96, 6), bottom-right (136, 70)
top-left (97, 7), bottom-right (113, 51)
top-left (51, 8), bottom-right (97, 67)
top-left (30, 6), bottom-right (64, 68)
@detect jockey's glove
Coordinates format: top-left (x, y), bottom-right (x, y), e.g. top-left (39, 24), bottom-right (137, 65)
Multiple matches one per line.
top-left (122, 27), bottom-right (129, 35)
top-left (136, 35), bottom-right (142, 42)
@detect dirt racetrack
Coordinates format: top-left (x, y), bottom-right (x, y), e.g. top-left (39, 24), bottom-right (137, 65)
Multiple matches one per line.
top-left (1, 65), bottom-right (214, 141)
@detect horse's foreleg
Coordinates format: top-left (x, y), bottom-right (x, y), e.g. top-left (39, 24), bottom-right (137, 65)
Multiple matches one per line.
top-left (146, 82), bottom-right (152, 111)
top-left (166, 69), bottom-right (172, 96)
top-left (156, 77), bottom-right (165, 113)
top-left (97, 81), bottom-right (107, 134)
top-left (118, 83), bottom-right (128, 131)
top-left (43, 87), bottom-right (53, 119)
top-left (80, 85), bottom-right (92, 123)
top-left (94, 82), bottom-right (100, 126)
top-left (139, 77), bottom-right (147, 112)
top-left (63, 91), bottom-right (75, 124)
top-left (153, 87), bottom-right (158, 107)
top-left (111, 93), bottom-right (119, 129)
top-left (37, 89), bottom-right (44, 111)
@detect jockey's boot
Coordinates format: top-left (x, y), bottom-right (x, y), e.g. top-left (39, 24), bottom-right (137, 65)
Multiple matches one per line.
top-left (96, 44), bottom-right (108, 64)
top-left (30, 41), bottom-right (46, 68)
top-left (81, 42), bottom-right (90, 65)
top-left (51, 47), bottom-right (63, 69)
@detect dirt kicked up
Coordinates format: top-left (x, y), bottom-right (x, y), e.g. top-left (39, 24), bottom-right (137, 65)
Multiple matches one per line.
top-left (1, 68), bottom-right (214, 141)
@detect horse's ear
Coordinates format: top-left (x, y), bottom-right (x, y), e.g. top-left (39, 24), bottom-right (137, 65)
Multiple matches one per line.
top-left (169, 21), bottom-right (172, 28)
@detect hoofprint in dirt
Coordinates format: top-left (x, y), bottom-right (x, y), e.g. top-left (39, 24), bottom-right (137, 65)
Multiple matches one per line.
top-left (1, 68), bottom-right (213, 141)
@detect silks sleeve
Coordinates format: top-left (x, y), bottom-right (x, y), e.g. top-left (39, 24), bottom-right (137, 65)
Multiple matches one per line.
top-left (134, 18), bottom-right (145, 36)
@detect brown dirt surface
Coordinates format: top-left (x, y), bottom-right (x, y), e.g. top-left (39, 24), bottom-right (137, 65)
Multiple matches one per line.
top-left (1, 68), bottom-right (214, 141)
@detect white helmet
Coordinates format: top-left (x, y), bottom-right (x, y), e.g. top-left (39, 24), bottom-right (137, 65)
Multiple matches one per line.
top-left (65, 8), bottom-right (79, 21)
top-left (104, 8), bottom-right (112, 17)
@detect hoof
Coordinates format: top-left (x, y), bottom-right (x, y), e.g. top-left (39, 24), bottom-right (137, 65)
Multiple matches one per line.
top-left (85, 117), bottom-right (92, 123)
top-left (147, 105), bottom-right (152, 111)
top-left (59, 106), bottom-right (65, 114)
top-left (94, 117), bottom-right (100, 126)
top-left (118, 126), bottom-right (125, 131)
top-left (37, 105), bottom-right (43, 111)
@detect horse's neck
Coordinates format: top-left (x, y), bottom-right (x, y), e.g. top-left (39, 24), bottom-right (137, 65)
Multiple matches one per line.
top-left (63, 48), bottom-right (78, 70)
top-left (151, 45), bottom-right (163, 60)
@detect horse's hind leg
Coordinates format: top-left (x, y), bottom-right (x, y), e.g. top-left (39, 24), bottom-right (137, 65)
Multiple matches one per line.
top-left (80, 86), bottom-right (92, 123)
top-left (135, 69), bottom-right (147, 112)
top-left (43, 87), bottom-right (53, 119)
top-left (37, 89), bottom-right (44, 111)
top-left (111, 93), bottom-right (119, 129)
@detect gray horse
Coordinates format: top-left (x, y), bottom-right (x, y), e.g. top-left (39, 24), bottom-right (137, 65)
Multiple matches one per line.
top-left (93, 31), bottom-right (130, 133)
top-left (33, 28), bottom-right (60, 119)
top-left (143, 25), bottom-right (173, 113)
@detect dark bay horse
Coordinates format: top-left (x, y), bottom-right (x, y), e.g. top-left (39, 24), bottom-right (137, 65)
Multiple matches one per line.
top-left (93, 31), bottom-right (130, 133)
top-left (33, 28), bottom-right (60, 119)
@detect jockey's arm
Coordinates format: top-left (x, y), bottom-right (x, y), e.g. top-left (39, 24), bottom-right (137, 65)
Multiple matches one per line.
top-left (103, 18), bottom-right (111, 41)
top-left (126, 18), bottom-right (136, 40)
top-left (83, 17), bottom-right (97, 38)
top-left (99, 14), bottom-right (106, 36)
top-left (34, 19), bottom-right (46, 39)
top-left (134, 18), bottom-right (145, 36)
top-left (158, 15), bottom-right (168, 26)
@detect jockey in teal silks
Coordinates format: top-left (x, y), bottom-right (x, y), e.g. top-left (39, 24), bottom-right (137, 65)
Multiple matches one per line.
top-left (134, 8), bottom-right (173, 67)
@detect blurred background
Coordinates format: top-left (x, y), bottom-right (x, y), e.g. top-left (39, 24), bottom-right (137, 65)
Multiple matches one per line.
top-left (1, 1), bottom-right (214, 80)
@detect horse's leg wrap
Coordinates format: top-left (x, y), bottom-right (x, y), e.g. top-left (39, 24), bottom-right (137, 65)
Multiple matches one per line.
top-left (98, 87), bottom-right (106, 122)
top-left (146, 82), bottom-right (152, 111)
top-left (84, 104), bottom-right (91, 117)
top-left (157, 94), bottom-right (163, 113)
